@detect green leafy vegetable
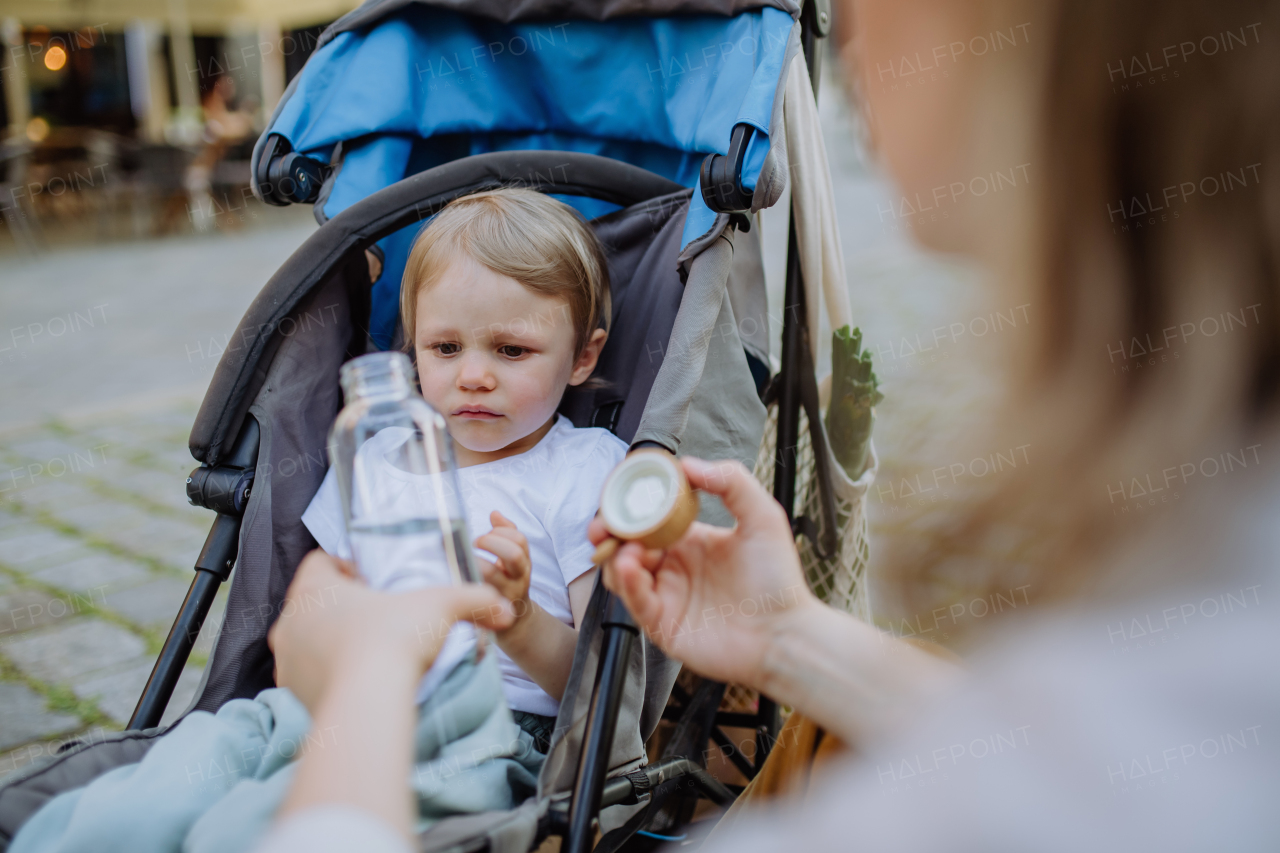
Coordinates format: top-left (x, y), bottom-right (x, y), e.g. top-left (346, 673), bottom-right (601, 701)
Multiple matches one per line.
top-left (824, 325), bottom-right (883, 479)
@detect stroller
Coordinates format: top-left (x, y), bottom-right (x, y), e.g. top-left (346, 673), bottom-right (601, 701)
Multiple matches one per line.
top-left (0, 1), bottom-right (857, 850)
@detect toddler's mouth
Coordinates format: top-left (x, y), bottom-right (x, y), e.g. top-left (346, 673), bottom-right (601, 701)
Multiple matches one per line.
top-left (452, 406), bottom-right (503, 420)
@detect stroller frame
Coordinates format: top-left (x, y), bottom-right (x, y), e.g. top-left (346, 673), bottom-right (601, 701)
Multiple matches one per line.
top-left (123, 3), bottom-right (832, 850)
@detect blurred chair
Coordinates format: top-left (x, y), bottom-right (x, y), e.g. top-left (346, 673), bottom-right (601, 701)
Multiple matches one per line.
top-left (133, 143), bottom-right (195, 235)
top-left (1, 138), bottom-right (43, 253)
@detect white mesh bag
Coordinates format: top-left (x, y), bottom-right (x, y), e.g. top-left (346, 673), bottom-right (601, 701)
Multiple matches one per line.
top-left (753, 403), bottom-right (877, 622)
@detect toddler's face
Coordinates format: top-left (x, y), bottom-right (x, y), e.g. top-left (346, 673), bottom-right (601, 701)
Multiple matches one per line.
top-left (413, 255), bottom-right (601, 460)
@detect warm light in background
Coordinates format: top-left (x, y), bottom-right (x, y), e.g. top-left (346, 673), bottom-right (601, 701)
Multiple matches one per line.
top-left (44, 44), bottom-right (66, 70)
top-left (25, 116), bottom-right (50, 143)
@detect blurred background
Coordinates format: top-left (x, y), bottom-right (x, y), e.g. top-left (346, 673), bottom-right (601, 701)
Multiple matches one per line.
top-left (0, 0), bottom-right (357, 251)
top-left (0, 2), bottom-right (998, 786)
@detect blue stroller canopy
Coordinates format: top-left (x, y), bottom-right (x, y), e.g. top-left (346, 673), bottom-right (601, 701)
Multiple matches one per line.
top-left (260, 1), bottom-right (798, 347)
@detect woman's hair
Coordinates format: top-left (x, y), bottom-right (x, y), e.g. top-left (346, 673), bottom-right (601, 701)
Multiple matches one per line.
top-left (399, 187), bottom-right (611, 357)
top-left (872, 0), bottom-right (1280, 629)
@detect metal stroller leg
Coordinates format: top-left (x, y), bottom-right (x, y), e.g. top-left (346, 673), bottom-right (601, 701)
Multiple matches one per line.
top-left (732, 0), bottom-right (827, 776)
top-left (742, 216), bottom-right (808, 770)
top-left (589, 680), bottom-right (735, 853)
top-left (128, 417), bottom-right (261, 730)
top-left (565, 593), bottom-right (639, 853)
top-left (128, 568), bottom-right (223, 730)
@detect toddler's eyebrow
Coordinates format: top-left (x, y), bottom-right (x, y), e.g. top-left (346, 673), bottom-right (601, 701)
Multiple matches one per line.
top-left (466, 318), bottom-right (555, 343)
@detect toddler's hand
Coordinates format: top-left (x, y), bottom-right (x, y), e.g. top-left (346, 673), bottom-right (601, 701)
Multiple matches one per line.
top-left (475, 511), bottom-right (532, 630)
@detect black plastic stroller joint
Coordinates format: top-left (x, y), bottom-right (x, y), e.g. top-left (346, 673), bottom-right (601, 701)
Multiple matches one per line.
top-left (255, 133), bottom-right (329, 206)
top-left (128, 416), bottom-right (260, 731)
top-left (699, 123), bottom-right (757, 213)
top-left (186, 465), bottom-right (254, 516)
top-left (599, 757), bottom-right (735, 810)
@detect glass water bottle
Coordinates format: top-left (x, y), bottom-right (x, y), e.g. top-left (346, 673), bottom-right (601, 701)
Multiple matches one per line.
top-left (329, 351), bottom-right (479, 593)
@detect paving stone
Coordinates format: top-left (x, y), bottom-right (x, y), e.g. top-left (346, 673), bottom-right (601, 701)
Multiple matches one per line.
top-left (89, 514), bottom-right (192, 550)
top-left (5, 437), bottom-right (96, 465)
top-left (103, 577), bottom-right (191, 628)
top-left (4, 618), bottom-right (147, 684)
top-left (0, 588), bottom-right (80, 637)
top-left (76, 426), bottom-right (157, 459)
top-left (114, 468), bottom-right (190, 501)
top-left (0, 509), bottom-right (28, 533)
top-left (113, 526), bottom-right (208, 568)
top-left (0, 681), bottom-right (82, 750)
top-left (3, 547), bottom-right (105, 588)
top-left (31, 552), bottom-right (151, 595)
top-left (156, 447), bottom-right (201, 471)
top-left (4, 479), bottom-right (102, 514)
top-left (0, 530), bottom-right (84, 566)
top-left (147, 530), bottom-right (211, 567)
top-left (0, 516), bottom-right (40, 542)
top-left (76, 660), bottom-right (203, 727)
top-left (52, 500), bottom-right (149, 537)
top-left (143, 515), bottom-right (208, 542)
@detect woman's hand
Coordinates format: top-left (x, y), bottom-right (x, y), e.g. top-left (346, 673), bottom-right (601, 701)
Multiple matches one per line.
top-left (590, 457), bottom-right (821, 693)
top-left (474, 511), bottom-right (533, 632)
top-left (268, 549), bottom-right (514, 713)
top-left (594, 457), bottom-right (964, 744)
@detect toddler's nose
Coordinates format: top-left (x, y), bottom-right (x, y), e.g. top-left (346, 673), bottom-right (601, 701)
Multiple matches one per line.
top-left (456, 353), bottom-right (496, 391)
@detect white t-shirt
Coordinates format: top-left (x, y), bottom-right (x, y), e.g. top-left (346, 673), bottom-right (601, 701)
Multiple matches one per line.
top-left (301, 415), bottom-right (627, 716)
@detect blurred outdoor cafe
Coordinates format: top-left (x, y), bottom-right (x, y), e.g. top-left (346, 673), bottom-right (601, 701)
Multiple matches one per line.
top-left (0, 0), bottom-right (359, 252)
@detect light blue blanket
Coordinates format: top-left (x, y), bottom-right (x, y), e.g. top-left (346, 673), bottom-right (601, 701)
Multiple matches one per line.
top-left (12, 653), bottom-right (541, 853)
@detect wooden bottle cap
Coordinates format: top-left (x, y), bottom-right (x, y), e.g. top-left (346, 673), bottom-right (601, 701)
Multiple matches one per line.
top-left (592, 449), bottom-right (699, 564)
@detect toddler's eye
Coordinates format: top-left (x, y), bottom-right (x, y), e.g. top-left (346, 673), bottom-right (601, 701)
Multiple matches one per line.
top-left (499, 345), bottom-right (528, 358)
top-left (434, 342), bottom-right (461, 355)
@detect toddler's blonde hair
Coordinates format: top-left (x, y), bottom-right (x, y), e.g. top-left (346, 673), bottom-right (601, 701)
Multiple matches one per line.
top-left (399, 187), bottom-right (611, 357)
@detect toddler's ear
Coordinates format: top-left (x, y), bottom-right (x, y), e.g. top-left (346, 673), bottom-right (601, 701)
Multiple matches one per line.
top-left (569, 328), bottom-right (608, 386)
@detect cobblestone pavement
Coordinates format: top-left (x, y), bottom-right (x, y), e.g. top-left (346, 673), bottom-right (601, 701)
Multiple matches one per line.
top-left (1, 210), bottom-right (318, 779)
top-left (0, 68), bottom-right (993, 782)
top-left (0, 400), bottom-right (217, 772)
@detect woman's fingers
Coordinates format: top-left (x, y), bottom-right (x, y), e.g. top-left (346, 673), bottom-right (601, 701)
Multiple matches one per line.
top-left (432, 583), bottom-right (514, 632)
top-left (637, 545), bottom-right (666, 571)
top-left (291, 548), bottom-right (344, 588)
top-left (281, 550), bottom-right (360, 617)
top-left (610, 541), bottom-right (666, 636)
top-left (392, 584), bottom-right (515, 653)
top-left (271, 553), bottom-right (515, 711)
top-left (587, 513), bottom-right (609, 545)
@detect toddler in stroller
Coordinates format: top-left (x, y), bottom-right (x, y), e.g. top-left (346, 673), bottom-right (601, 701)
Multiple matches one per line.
top-left (8, 185), bottom-right (629, 850)
top-left (0, 1), bottom-right (853, 849)
top-left (7, 188), bottom-right (631, 853)
top-left (303, 186), bottom-right (629, 750)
